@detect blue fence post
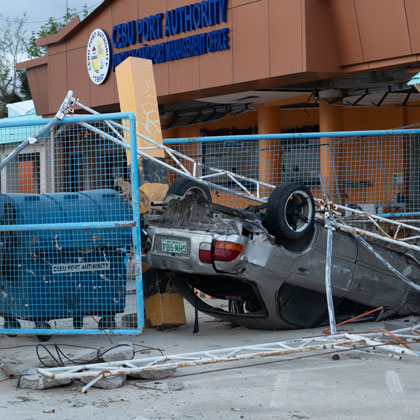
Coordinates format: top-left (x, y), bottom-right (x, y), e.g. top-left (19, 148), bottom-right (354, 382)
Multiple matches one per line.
top-left (128, 113), bottom-right (144, 333)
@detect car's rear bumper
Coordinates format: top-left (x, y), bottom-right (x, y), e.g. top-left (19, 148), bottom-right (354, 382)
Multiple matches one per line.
top-left (143, 226), bottom-right (249, 275)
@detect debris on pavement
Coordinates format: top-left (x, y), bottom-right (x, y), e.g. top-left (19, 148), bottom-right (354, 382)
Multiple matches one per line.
top-left (25, 325), bottom-right (420, 393)
top-left (80, 374), bottom-right (127, 390)
top-left (18, 374), bottom-right (71, 390)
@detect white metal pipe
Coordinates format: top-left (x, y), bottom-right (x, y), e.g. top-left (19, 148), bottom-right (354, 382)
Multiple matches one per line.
top-left (39, 338), bottom-right (369, 382)
top-left (36, 331), bottom-right (420, 394)
top-left (332, 202), bottom-right (420, 234)
top-left (324, 213), bottom-right (337, 335)
top-left (0, 90), bottom-right (73, 171)
top-left (76, 120), bottom-right (269, 203)
top-left (81, 373), bottom-right (105, 393)
top-left (331, 221), bottom-right (420, 252)
top-left (72, 100), bottom-right (278, 191)
top-left (344, 334), bottom-right (419, 357)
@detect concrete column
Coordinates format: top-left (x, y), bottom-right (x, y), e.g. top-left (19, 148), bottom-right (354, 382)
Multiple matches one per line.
top-left (319, 100), bottom-right (344, 203)
top-left (116, 57), bottom-right (169, 204)
top-left (258, 107), bottom-right (282, 195)
top-left (116, 57), bottom-right (186, 329)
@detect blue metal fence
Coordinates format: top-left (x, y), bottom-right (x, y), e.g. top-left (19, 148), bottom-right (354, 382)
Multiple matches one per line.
top-left (164, 129), bottom-right (420, 218)
top-left (0, 112), bottom-right (144, 338)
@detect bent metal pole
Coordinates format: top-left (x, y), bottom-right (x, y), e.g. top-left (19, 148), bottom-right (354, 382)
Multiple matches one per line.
top-left (0, 90), bottom-right (73, 171)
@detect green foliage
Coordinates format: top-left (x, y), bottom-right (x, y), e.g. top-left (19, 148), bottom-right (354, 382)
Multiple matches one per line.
top-left (27, 7), bottom-right (82, 58)
top-left (0, 4), bottom-right (91, 112)
top-left (27, 17), bottom-right (63, 58)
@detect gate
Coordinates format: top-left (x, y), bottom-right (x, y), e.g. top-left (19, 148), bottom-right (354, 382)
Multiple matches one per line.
top-left (0, 103), bottom-right (143, 338)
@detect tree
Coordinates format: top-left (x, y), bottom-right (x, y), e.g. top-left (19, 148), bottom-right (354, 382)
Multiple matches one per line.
top-left (17, 70), bottom-right (31, 101)
top-left (0, 14), bottom-right (29, 117)
top-left (27, 17), bottom-right (65, 59)
top-left (0, 4), bottom-right (91, 115)
top-left (27, 5), bottom-right (89, 58)
top-left (21, 5), bottom-right (90, 103)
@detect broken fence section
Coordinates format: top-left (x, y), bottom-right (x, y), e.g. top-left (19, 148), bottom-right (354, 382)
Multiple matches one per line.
top-left (0, 103), bottom-right (144, 337)
top-left (35, 325), bottom-right (420, 393)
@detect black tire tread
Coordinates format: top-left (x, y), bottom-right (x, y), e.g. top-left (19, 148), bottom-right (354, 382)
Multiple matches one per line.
top-left (265, 182), bottom-right (315, 240)
top-left (167, 179), bottom-right (212, 202)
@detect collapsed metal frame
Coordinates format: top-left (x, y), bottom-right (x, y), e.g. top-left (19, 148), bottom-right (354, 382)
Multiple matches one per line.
top-left (0, 91), bottom-right (74, 172)
top-left (36, 325), bottom-right (420, 393)
top-left (72, 97), bottom-right (420, 247)
top-left (71, 97), bottom-right (420, 249)
top-left (69, 96), bottom-right (420, 334)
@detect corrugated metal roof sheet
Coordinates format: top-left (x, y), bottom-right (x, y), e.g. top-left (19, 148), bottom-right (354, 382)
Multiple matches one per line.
top-left (407, 72), bottom-right (420, 85)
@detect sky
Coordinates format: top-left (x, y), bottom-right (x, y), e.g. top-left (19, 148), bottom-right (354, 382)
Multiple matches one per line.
top-left (0, 0), bottom-right (105, 34)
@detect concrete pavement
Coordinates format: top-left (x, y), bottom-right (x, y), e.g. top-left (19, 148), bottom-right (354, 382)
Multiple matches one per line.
top-left (1, 301), bottom-right (420, 420)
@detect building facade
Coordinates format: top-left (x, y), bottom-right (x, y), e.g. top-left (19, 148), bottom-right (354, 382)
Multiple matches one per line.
top-left (17, 0), bottom-right (420, 132)
top-left (15, 0), bottom-right (420, 208)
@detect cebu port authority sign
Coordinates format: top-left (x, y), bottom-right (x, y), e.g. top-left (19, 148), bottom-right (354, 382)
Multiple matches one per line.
top-left (86, 0), bottom-right (230, 83)
top-left (86, 29), bottom-right (112, 85)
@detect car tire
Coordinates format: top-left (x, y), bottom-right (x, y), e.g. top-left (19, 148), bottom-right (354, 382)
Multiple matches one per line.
top-left (265, 182), bottom-right (315, 240)
top-left (35, 321), bottom-right (52, 342)
top-left (167, 178), bottom-right (212, 202)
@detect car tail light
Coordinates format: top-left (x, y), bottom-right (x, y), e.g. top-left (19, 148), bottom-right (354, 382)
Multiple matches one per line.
top-left (199, 243), bottom-right (212, 264)
top-left (199, 241), bottom-right (244, 264)
top-left (213, 241), bottom-right (244, 262)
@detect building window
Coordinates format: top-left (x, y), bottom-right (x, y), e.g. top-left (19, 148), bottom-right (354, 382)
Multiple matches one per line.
top-left (201, 127), bottom-right (259, 190)
top-left (281, 138), bottom-right (321, 187)
top-left (281, 125), bottom-right (320, 188)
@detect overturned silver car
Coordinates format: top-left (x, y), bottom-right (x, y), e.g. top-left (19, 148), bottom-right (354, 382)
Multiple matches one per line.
top-left (142, 180), bottom-right (420, 329)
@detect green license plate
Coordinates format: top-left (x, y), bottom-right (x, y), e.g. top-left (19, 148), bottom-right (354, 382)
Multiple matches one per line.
top-left (161, 238), bottom-right (188, 255)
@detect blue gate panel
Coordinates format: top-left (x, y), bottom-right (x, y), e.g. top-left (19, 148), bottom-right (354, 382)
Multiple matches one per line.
top-left (0, 190), bottom-right (133, 325)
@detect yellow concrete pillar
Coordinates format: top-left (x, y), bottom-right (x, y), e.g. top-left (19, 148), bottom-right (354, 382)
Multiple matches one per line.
top-left (116, 57), bottom-right (186, 328)
top-left (116, 57), bottom-right (169, 203)
top-left (319, 99), bottom-right (344, 203)
top-left (258, 107), bottom-right (282, 195)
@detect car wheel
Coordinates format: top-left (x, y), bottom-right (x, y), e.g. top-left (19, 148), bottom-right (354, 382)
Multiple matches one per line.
top-left (265, 182), bottom-right (315, 240)
top-left (35, 321), bottom-right (52, 342)
top-left (167, 178), bottom-right (212, 202)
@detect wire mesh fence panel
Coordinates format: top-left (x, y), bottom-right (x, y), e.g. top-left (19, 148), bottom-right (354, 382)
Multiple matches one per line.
top-left (164, 132), bottom-right (420, 217)
top-left (0, 113), bottom-right (143, 338)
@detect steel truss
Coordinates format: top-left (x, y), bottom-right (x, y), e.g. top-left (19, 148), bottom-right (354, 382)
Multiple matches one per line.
top-left (71, 98), bottom-right (276, 204)
top-left (37, 326), bottom-right (420, 393)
